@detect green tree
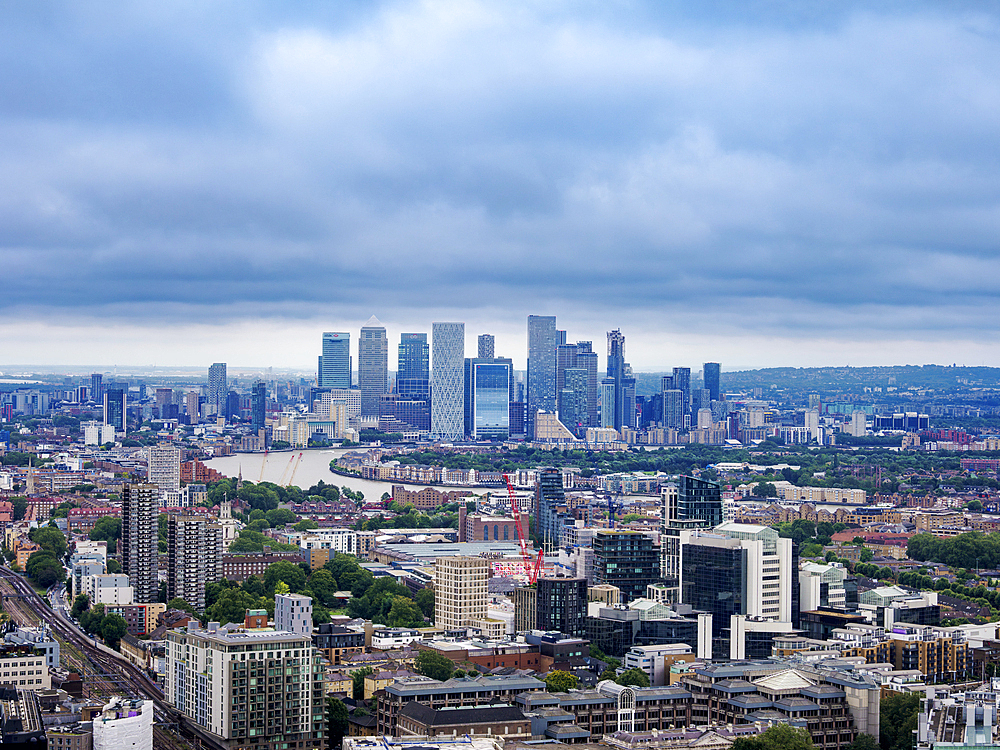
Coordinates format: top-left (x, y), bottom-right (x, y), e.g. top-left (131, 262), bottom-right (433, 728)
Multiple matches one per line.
top-left (308, 569), bottom-right (338, 607)
top-left (615, 668), bottom-right (651, 688)
top-left (415, 650), bottom-right (455, 681)
top-left (100, 613), bottom-right (127, 649)
top-left (25, 551), bottom-right (65, 587)
top-left (29, 526), bottom-right (67, 558)
top-left (415, 587), bottom-right (435, 620)
top-left (263, 561), bottom-right (307, 594)
top-left (544, 670), bottom-right (579, 693)
top-left (881, 692), bottom-right (919, 750)
top-left (265, 508), bottom-right (298, 527)
top-left (860, 548), bottom-right (874, 563)
top-left (167, 598), bottom-right (199, 617)
top-left (106, 558), bottom-right (121, 574)
top-left (71, 594), bottom-right (90, 619)
top-left (80, 603), bottom-right (106, 634)
top-left (733, 724), bottom-right (813, 750)
top-left (352, 667), bottom-right (373, 700)
top-left (327, 697), bottom-right (349, 749)
top-left (752, 482), bottom-right (778, 498)
top-left (89, 516), bottom-right (122, 552)
top-left (846, 734), bottom-right (878, 750)
top-left (295, 519), bottom-right (319, 532)
top-left (206, 588), bottom-right (260, 626)
top-left (387, 597), bottom-right (425, 628)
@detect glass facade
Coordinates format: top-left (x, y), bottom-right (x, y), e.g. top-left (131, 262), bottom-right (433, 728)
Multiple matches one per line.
top-left (681, 541), bottom-right (746, 656)
top-left (431, 322), bottom-right (465, 440)
top-left (398, 333), bottom-right (429, 383)
top-left (320, 332), bottom-right (351, 388)
top-left (593, 531), bottom-right (660, 602)
top-left (678, 475), bottom-right (723, 528)
top-left (472, 362), bottom-right (510, 439)
top-left (527, 315), bottom-right (557, 428)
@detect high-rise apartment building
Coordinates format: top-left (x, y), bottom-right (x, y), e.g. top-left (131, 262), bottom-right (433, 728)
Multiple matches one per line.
top-left (165, 616), bottom-right (326, 749)
top-left (558, 368), bottom-right (588, 437)
top-left (464, 358), bottom-right (512, 439)
top-left (431, 322), bottom-right (465, 440)
top-left (536, 577), bottom-right (588, 638)
top-left (166, 515), bottom-right (222, 612)
top-left (678, 475), bottom-right (722, 528)
top-left (534, 468), bottom-right (565, 549)
top-left (703, 362), bottom-right (721, 403)
top-left (434, 556), bottom-right (488, 630)
top-left (185, 391), bottom-right (200, 422)
top-left (147, 442), bottom-right (182, 497)
top-left (599, 378), bottom-right (615, 429)
top-left (397, 333), bottom-right (430, 398)
top-left (275, 593), bottom-right (314, 637)
top-left (527, 315), bottom-right (557, 430)
top-left (358, 316), bottom-right (388, 417)
top-left (672, 367), bottom-right (691, 417)
top-left (477, 334), bottom-right (495, 359)
top-left (208, 363), bottom-right (227, 416)
top-left (103, 388), bottom-right (126, 431)
top-left (556, 342), bottom-right (599, 429)
top-left (593, 530), bottom-right (660, 603)
top-left (663, 389), bottom-right (685, 429)
top-left (90, 373), bottom-right (104, 404)
top-left (606, 330), bottom-right (634, 431)
top-left (121, 483), bottom-right (158, 603)
top-left (319, 332), bottom-right (351, 388)
top-left (250, 380), bottom-right (266, 433)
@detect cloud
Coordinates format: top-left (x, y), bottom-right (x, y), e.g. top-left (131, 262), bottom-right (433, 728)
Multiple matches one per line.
top-left (1, 1), bottom-right (999, 367)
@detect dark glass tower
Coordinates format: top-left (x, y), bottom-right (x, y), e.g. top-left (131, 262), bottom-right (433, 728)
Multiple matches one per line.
top-left (534, 467), bottom-right (565, 548)
top-left (703, 362), bottom-right (721, 403)
top-left (358, 316), bottom-right (388, 417)
top-left (681, 539), bottom-right (746, 655)
top-left (251, 380), bottom-right (266, 432)
top-left (678, 475), bottom-right (722, 528)
top-left (103, 388), bottom-right (126, 431)
top-left (593, 531), bottom-right (660, 602)
top-left (527, 315), bottom-right (557, 430)
top-left (606, 330), bottom-right (626, 430)
top-left (672, 367), bottom-right (691, 418)
top-left (397, 333), bottom-right (429, 398)
top-left (536, 577), bottom-right (588, 637)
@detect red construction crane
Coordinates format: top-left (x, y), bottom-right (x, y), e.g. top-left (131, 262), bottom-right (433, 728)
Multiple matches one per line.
top-left (505, 474), bottom-right (544, 584)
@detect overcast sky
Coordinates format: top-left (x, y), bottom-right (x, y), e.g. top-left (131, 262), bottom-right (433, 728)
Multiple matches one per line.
top-left (2, 1), bottom-right (999, 373)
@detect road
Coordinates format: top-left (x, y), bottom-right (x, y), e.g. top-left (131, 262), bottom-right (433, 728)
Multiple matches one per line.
top-left (0, 566), bottom-right (224, 750)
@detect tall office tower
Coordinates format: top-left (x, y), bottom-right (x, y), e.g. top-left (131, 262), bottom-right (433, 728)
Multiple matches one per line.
top-left (358, 316), bottom-right (388, 417)
top-left (250, 380), bottom-right (266, 432)
top-left (692, 388), bottom-right (712, 413)
top-left (534, 467), bottom-right (565, 549)
top-left (555, 343), bottom-right (578, 409)
top-left (663, 390), bottom-right (684, 429)
top-left (121, 483), bottom-right (158, 603)
top-left (703, 362), bottom-right (721, 403)
top-left (678, 475), bottom-right (723, 528)
top-left (397, 332), bottom-right (430, 398)
top-left (185, 391), bottom-right (200, 422)
top-left (90, 373), bottom-right (104, 404)
top-left (575, 342), bottom-right (599, 427)
top-left (527, 315), bottom-right (557, 431)
top-left (208, 363), bottom-right (227, 416)
top-left (681, 523), bottom-right (793, 656)
top-left (166, 515), bottom-right (222, 611)
top-left (558, 368), bottom-right (588, 437)
top-left (606, 330), bottom-right (627, 430)
top-left (599, 378), bottom-right (616, 429)
top-left (147, 442), bottom-right (182, 496)
top-left (464, 358), bottom-right (512, 439)
top-left (672, 367), bottom-right (691, 415)
top-left (319, 332), bottom-right (351, 388)
top-left (225, 391), bottom-right (241, 422)
top-left (155, 388), bottom-right (173, 417)
top-left (165, 619), bottom-right (325, 749)
top-left (103, 388), bottom-right (126, 431)
top-left (477, 334), bottom-right (495, 359)
top-left (536, 577), bottom-right (588, 638)
top-left (431, 322), bottom-right (465, 440)
top-left (556, 330), bottom-right (567, 345)
top-left (593, 530), bottom-right (660, 602)
top-left (434, 556), bottom-right (488, 630)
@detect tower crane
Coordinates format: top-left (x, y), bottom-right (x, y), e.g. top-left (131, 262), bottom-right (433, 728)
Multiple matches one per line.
top-left (504, 474), bottom-right (544, 584)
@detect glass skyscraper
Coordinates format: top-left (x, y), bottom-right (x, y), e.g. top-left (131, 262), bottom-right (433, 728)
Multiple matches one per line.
top-left (703, 362), bottom-right (721, 403)
top-left (208, 362), bottom-right (227, 416)
top-left (558, 367), bottom-right (588, 437)
top-left (527, 315), bottom-right (557, 430)
top-left (251, 380), bottom-right (266, 432)
top-left (397, 333), bottom-right (429, 398)
top-left (358, 316), bottom-right (388, 416)
top-left (319, 332), bottom-right (351, 388)
top-left (431, 322), bottom-right (465, 440)
top-left (468, 360), bottom-right (511, 439)
top-left (678, 475), bottom-right (723, 528)
top-left (103, 388), bottom-right (126, 431)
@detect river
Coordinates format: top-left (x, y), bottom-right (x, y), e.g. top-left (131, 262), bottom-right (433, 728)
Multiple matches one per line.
top-left (204, 448), bottom-right (484, 499)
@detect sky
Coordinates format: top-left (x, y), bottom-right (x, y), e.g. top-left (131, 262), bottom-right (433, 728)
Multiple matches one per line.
top-left (2, 1), bottom-right (999, 372)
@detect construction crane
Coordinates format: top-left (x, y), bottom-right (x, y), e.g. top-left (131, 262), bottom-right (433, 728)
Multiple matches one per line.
top-left (258, 449), bottom-right (269, 482)
top-left (504, 474), bottom-right (544, 584)
top-left (287, 452), bottom-right (304, 488)
top-left (277, 454), bottom-right (296, 486)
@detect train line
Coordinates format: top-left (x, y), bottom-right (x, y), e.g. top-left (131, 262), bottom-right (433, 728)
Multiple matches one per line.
top-left (0, 566), bottom-right (224, 749)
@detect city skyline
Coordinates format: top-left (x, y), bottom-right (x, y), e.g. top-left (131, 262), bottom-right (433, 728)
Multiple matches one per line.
top-left (1, 3), bottom-right (999, 370)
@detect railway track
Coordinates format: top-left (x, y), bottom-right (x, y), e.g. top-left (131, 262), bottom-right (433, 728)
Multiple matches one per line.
top-left (0, 566), bottom-right (222, 749)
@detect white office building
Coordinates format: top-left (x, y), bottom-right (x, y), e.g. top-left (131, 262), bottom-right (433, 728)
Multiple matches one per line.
top-left (275, 593), bottom-right (313, 637)
top-left (86, 574), bottom-right (135, 606)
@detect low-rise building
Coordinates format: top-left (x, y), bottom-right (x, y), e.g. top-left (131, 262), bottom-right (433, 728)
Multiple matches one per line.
top-left (397, 703), bottom-right (531, 739)
top-left (0, 644), bottom-right (51, 690)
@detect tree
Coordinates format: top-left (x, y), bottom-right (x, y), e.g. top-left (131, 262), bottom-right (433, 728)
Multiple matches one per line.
top-left (89, 516), bottom-right (122, 551)
top-left (415, 587), bottom-right (435, 620)
top-left (295, 519), bottom-right (319, 532)
top-left (846, 734), bottom-right (878, 750)
top-left (29, 526), bottom-right (67, 559)
top-left (308, 569), bottom-right (338, 607)
top-left (71, 594), bottom-right (90, 619)
top-left (265, 508), bottom-right (297, 527)
top-left (733, 725), bottom-right (812, 750)
top-left (352, 667), bottom-right (373, 700)
top-left (167, 598), bottom-right (199, 617)
top-left (106, 558), bottom-right (121, 574)
top-left (968, 500), bottom-right (984, 512)
top-left (615, 668), bottom-right (651, 688)
top-left (25, 551), bottom-right (65, 587)
top-left (206, 588), bottom-right (259, 626)
top-left (415, 650), bottom-right (454, 681)
top-left (881, 692), bottom-right (920, 750)
top-left (752, 482), bottom-right (778, 498)
top-left (327, 697), bottom-right (349, 749)
top-left (387, 597), bottom-right (425, 628)
top-left (860, 548), bottom-right (874, 563)
top-left (263, 561), bottom-right (307, 594)
top-left (100, 613), bottom-right (127, 649)
top-left (544, 670), bottom-right (578, 693)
